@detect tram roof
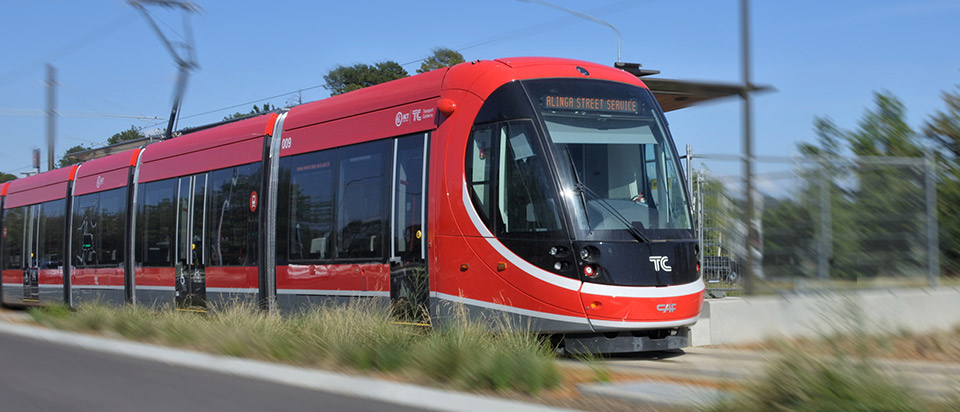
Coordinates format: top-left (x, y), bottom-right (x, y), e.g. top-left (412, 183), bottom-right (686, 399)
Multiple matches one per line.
top-left (63, 59), bottom-right (772, 163)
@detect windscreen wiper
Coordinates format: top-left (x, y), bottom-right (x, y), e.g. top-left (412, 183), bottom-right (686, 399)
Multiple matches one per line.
top-left (563, 146), bottom-right (649, 243)
top-left (575, 182), bottom-right (651, 244)
top-left (563, 146), bottom-right (593, 235)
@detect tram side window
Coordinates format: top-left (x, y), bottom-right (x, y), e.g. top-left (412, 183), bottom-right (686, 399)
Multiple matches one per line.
top-left (283, 150), bottom-right (336, 262)
top-left (137, 179), bottom-right (177, 267)
top-left (466, 121), bottom-right (562, 235)
top-left (394, 134), bottom-right (425, 259)
top-left (467, 124), bottom-right (495, 223)
top-left (498, 121), bottom-right (562, 234)
top-left (74, 194), bottom-right (98, 267)
top-left (74, 188), bottom-right (126, 268)
top-left (337, 140), bottom-right (388, 259)
top-left (37, 200), bottom-right (65, 269)
top-left (206, 163), bottom-right (261, 267)
top-left (3, 207), bottom-right (25, 270)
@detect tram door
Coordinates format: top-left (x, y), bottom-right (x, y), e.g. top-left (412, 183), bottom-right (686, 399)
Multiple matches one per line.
top-left (22, 205), bottom-right (39, 303)
top-left (390, 134), bottom-right (428, 320)
top-left (175, 174), bottom-right (207, 310)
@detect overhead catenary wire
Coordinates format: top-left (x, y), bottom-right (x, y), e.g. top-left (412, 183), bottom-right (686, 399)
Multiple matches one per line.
top-left (0, 108), bottom-right (163, 120)
top-left (6, 0), bottom-right (650, 162)
top-left (0, 12), bottom-right (136, 89)
top-left (145, 0), bottom-right (648, 134)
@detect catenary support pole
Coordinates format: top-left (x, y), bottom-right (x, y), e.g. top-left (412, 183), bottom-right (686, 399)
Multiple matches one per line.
top-left (925, 150), bottom-right (940, 287)
top-left (45, 64), bottom-right (56, 171)
top-left (740, 0), bottom-right (756, 295)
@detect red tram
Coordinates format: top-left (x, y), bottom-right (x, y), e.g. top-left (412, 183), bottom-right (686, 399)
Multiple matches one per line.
top-left (1, 57), bottom-right (704, 353)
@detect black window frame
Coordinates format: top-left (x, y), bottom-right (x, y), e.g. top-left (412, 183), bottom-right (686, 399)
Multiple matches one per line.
top-left (73, 187), bottom-right (127, 269)
top-left (465, 119), bottom-right (566, 240)
top-left (278, 139), bottom-right (393, 265)
top-left (136, 178), bottom-right (178, 268)
top-left (205, 163), bottom-right (262, 267)
top-left (3, 206), bottom-right (26, 271)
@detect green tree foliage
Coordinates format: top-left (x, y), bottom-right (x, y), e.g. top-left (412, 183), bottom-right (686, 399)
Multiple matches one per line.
top-left (223, 103), bottom-right (276, 121)
top-left (0, 172), bottom-right (16, 183)
top-left (769, 92), bottom-right (928, 280)
top-left (417, 48), bottom-right (465, 74)
top-left (107, 125), bottom-right (146, 146)
top-left (924, 78), bottom-right (960, 275)
top-left (57, 144), bottom-right (90, 168)
top-left (323, 61), bottom-right (409, 96)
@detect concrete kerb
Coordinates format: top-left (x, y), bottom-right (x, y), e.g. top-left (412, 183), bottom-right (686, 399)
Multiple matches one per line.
top-left (0, 320), bottom-right (580, 412)
top-left (578, 380), bottom-right (730, 409)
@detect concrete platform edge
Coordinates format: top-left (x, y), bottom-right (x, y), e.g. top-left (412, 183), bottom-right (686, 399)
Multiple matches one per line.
top-left (691, 287), bottom-right (960, 346)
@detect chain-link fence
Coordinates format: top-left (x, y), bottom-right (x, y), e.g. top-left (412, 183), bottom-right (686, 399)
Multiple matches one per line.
top-left (684, 148), bottom-right (939, 296)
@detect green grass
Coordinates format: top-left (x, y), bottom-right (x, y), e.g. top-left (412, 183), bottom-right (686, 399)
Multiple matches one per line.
top-left (27, 300), bottom-right (561, 394)
top-left (709, 345), bottom-right (925, 412)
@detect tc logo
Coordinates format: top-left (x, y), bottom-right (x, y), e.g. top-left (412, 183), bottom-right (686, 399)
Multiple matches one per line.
top-left (656, 303), bottom-right (677, 313)
top-left (649, 256), bottom-right (672, 272)
top-left (96, 176), bottom-right (105, 188)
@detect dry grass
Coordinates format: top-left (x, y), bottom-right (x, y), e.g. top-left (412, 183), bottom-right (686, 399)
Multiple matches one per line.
top-left (27, 301), bottom-right (561, 394)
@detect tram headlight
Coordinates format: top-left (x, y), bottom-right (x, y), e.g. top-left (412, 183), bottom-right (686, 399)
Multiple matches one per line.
top-left (579, 248), bottom-right (590, 260)
top-left (583, 264), bottom-right (601, 278)
top-left (579, 246), bottom-right (599, 261)
top-left (549, 246), bottom-right (567, 257)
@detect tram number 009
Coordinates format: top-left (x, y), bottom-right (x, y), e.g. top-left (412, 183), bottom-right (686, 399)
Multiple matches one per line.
top-left (280, 138), bottom-right (292, 150)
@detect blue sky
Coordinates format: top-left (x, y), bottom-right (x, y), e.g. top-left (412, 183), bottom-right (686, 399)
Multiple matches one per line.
top-left (2, 0), bottom-right (959, 176)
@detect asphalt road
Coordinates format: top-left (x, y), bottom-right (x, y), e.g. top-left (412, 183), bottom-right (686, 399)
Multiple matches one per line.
top-left (0, 331), bottom-right (429, 412)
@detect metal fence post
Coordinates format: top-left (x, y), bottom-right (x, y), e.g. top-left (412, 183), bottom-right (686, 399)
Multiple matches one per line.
top-left (686, 145), bottom-right (694, 205)
top-left (925, 150), bottom-right (940, 288)
top-left (817, 158), bottom-right (832, 281)
top-left (696, 168), bottom-right (704, 281)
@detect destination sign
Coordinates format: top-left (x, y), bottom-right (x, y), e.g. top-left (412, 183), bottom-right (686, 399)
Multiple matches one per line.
top-left (542, 95), bottom-right (639, 113)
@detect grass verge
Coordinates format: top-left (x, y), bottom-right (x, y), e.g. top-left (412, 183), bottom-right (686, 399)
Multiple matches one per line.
top-left (27, 301), bottom-right (560, 394)
top-left (708, 345), bottom-right (927, 412)
top-left (709, 299), bottom-right (960, 412)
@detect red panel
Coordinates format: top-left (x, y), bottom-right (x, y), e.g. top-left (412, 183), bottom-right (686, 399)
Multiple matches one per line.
top-left (458, 235), bottom-right (584, 315)
top-left (433, 233), bottom-right (586, 318)
top-left (206, 266), bottom-right (258, 289)
top-left (2, 269), bottom-right (19, 284)
top-left (276, 263), bottom-right (387, 292)
top-left (38, 268), bottom-right (64, 285)
top-left (139, 138), bottom-right (263, 183)
top-left (264, 113), bottom-right (279, 136)
top-left (364, 264), bottom-right (389, 292)
top-left (4, 166), bottom-right (74, 208)
top-left (135, 267), bottom-right (175, 287)
top-left (282, 69), bottom-right (446, 132)
top-left (73, 149), bottom-right (139, 196)
top-left (140, 115), bottom-right (270, 164)
top-left (1, 182), bottom-right (8, 196)
top-left (580, 290), bottom-right (705, 323)
top-left (280, 100), bottom-right (439, 158)
top-left (71, 268), bottom-right (124, 286)
top-left (4, 182), bottom-right (69, 209)
top-left (74, 167), bottom-right (130, 196)
top-left (434, 92), bottom-right (483, 237)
